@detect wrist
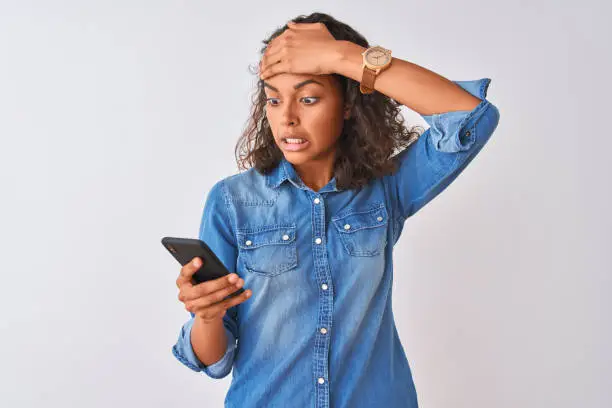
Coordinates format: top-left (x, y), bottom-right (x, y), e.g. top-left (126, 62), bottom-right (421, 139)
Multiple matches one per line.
top-left (333, 40), bottom-right (366, 82)
top-left (194, 314), bottom-right (224, 327)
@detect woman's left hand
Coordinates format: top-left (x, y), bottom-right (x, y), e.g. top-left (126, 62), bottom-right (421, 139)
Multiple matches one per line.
top-left (259, 22), bottom-right (343, 80)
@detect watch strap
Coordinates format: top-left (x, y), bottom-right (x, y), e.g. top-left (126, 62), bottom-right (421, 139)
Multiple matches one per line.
top-left (360, 66), bottom-right (377, 94)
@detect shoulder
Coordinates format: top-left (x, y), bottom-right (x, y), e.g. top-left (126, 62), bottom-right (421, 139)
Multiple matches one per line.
top-left (212, 168), bottom-right (275, 206)
top-left (215, 168), bottom-right (263, 196)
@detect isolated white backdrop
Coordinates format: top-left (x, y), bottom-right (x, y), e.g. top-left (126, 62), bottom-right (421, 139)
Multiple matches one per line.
top-left (1, 1), bottom-right (610, 407)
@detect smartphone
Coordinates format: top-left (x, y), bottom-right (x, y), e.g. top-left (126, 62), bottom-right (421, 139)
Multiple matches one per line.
top-left (161, 236), bottom-right (245, 299)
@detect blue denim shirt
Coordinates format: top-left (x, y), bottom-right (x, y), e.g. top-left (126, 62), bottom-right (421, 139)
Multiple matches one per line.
top-left (172, 78), bottom-right (500, 408)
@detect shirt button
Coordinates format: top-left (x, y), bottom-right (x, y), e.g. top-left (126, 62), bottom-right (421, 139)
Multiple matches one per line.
top-left (282, 234), bottom-right (289, 241)
top-left (321, 283), bottom-right (328, 290)
top-left (315, 237), bottom-right (322, 244)
top-left (377, 216), bottom-right (383, 222)
top-left (245, 240), bottom-right (252, 246)
top-left (318, 377), bottom-right (325, 384)
top-left (314, 197), bottom-right (320, 204)
top-left (320, 327), bottom-right (328, 334)
top-left (344, 224), bottom-right (351, 230)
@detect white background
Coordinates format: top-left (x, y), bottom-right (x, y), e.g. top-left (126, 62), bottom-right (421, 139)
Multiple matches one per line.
top-left (1, 1), bottom-right (610, 407)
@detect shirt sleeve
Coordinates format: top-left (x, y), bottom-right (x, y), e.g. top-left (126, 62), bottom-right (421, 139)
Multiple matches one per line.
top-left (171, 179), bottom-right (240, 379)
top-left (383, 77), bottom-right (500, 222)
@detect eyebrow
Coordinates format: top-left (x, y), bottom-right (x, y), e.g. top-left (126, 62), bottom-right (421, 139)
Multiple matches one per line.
top-left (263, 79), bottom-right (324, 92)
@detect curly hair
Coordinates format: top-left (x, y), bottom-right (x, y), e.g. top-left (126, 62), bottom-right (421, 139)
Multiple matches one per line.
top-left (235, 11), bottom-right (423, 191)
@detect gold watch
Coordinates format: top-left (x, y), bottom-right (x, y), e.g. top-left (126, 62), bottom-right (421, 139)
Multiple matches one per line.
top-left (360, 45), bottom-right (392, 94)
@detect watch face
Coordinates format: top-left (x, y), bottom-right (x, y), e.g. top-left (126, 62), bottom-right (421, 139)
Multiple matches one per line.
top-left (364, 47), bottom-right (391, 66)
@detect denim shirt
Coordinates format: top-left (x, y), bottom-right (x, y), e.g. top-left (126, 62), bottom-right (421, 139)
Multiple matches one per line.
top-left (172, 78), bottom-right (500, 408)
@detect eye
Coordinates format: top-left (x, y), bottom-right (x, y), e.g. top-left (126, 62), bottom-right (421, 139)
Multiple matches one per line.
top-left (264, 97), bottom-right (320, 107)
top-left (301, 96), bottom-right (319, 105)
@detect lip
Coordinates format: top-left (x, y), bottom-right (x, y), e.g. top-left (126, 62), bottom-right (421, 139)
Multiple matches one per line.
top-left (280, 132), bottom-right (308, 141)
top-left (280, 138), bottom-right (310, 152)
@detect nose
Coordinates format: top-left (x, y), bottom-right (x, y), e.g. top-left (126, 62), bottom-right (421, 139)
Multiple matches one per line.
top-left (280, 100), bottom-right (299, 127)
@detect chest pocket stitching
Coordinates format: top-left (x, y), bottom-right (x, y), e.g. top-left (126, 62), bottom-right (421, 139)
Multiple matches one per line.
top-left (331, 204), bottom-right (389, 257)
top-left (332, 203), bottom-right (389, 256)
top-left (236, 224), bottom-right (297, 276)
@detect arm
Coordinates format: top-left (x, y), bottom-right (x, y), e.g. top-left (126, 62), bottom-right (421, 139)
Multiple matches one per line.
top-left (385, 78), bottom-right (500, 222)
top-left (172, 180), bottom-right (239, 379)
top-left (173, 312), bottom-right (238, 379)
top-left (330, 42), bottom-right (500, 222)
top-left (334, 40), bottom-right (483, 115)
top-left (191, 316), bottom-right (229, 366)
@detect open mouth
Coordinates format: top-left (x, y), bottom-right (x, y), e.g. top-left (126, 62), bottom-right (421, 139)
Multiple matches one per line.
top-left (283, 137), bottom-right (307, 144)
top-left (280, 138), bottom-right (310, 151)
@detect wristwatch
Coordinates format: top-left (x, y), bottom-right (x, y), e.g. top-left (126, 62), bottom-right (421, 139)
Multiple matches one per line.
top-left (360, 45), bottom-right (392, 94)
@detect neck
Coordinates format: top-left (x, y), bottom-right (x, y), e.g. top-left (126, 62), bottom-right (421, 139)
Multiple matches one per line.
top-left (291, 151), bottom-right (336, 192)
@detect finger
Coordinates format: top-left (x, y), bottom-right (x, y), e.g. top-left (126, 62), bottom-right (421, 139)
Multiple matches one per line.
top-left (261, 59), bottom-right (287, 80)
top-left (260, 50), bottom-right (282, 76)
top-left (263, 42), bottom-right (275, 57)
top-left (198, 289), bottom-right (252, 316)
top-left (189, 276), bottom-right (243, 307)
top-left (220, 289), bottom-right (252, 310)
top-left (180, 272), bottom-right (240, 302)
top-left (176, 273), bottom-right (193, 290)
top-left (185, 278), bottom-right (245, 311)
top-left (266, 29), bottom-right (293, 53)
top-left (264, 48), bottom-right (283, 63)
top-left (176, 258), bottom-right (201, 289)
top-left (180, 257), bottom-right (203, 280)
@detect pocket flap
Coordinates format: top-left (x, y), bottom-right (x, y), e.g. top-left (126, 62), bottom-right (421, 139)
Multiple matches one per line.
top-left (236, 224), bottom-right (296, 249)
top-left (332, 204), bottom-right (388, 234)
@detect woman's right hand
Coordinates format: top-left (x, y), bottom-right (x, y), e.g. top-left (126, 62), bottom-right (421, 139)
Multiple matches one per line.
top-left (176, 256), bottom-right (252, 324)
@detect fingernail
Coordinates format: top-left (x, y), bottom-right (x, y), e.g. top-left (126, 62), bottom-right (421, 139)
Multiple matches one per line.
top-left (228, 274), bottom-right (237, 283)
top-left (192, 258), bottom-right (200, 267)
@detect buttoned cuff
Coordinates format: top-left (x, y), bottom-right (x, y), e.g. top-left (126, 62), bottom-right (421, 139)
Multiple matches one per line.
top-left (172, 316), bottom-right (237, 379)
top-left (422, 78), bottom-right (492, 153)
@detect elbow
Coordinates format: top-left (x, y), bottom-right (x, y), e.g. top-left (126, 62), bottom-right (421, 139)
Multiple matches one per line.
top-left (459, 101), bottom-right (500, 151)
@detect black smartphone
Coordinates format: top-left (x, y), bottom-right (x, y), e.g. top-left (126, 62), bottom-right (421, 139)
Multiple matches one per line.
top-left (161, 236), bottom-right (245, 299)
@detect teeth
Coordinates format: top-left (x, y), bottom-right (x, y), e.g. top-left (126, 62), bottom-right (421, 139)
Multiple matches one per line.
top-left (285, 138), bottom-right (306, 144)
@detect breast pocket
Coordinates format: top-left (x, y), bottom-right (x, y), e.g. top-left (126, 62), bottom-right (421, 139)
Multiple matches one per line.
top-left (236, 224), bottom-right (297, 277)
top-left (331, 203), bottom-right (389, 257)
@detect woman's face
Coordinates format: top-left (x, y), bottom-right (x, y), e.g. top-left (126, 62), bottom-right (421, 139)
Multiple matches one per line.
top-left (263, 73), bottom-right (349, 166)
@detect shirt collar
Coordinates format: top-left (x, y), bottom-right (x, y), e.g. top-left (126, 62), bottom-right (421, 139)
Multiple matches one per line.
top-left (265, 156), bottom-right (340, 193)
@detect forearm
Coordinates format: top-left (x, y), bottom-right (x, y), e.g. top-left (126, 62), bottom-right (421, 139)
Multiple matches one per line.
top-left (333, 40), bottom-right (482, 116)
top-left (190, 316), bottom-right (228, 366)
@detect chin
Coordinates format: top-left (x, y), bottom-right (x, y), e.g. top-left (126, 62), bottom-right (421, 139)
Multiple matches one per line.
top-left (278, 144), bottom-right (313, 160)
top-left (282, 152), bottom-right (309, 162)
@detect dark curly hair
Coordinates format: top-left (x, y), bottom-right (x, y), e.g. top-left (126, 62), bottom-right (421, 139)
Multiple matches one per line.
top-left (235, 11), bottom-right (423, 190)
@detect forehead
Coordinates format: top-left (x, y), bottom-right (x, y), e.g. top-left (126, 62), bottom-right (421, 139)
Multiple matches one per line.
top-left (263, 74), bottom-right (335, 93)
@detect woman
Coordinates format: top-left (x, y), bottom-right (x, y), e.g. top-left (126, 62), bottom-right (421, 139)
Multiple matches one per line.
top-left (172, 12), bottom-right (500, 408)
